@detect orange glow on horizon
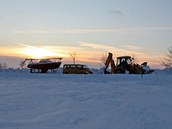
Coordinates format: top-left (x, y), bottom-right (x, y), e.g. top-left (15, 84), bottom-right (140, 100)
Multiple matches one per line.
top-left (0, 46), bottom-right (68, 59)
top-left (0, 43), bottom-right (164, 69)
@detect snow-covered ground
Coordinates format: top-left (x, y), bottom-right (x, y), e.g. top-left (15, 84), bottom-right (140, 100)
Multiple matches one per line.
top-left (0, 70), bottom-right (172, 129)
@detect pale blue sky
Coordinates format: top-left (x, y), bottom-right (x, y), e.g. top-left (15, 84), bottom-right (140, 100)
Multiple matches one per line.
top-left (0, 0), bottom-right (172, 68)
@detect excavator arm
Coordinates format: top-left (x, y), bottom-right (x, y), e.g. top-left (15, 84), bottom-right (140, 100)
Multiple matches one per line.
top-left (104, 53), bottom-right (115, 74)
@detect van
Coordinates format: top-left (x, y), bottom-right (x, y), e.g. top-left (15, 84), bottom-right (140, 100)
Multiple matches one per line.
top-left (63, 64), bottom-right (92, 74)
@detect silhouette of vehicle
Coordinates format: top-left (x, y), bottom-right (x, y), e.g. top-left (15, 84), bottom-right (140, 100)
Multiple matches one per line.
top-left (63, 64), bottom-right (92, 74)
top-left (104, 53), bottom-right (154, 74)
top-left (22, 58), bottom-right (62, 73)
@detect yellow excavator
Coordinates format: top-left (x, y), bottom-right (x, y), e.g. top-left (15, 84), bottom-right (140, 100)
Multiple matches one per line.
top-left (104, 53), bottom-right (154, 74)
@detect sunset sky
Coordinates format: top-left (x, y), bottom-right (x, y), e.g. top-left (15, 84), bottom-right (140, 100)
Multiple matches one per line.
top-left (0, 0), bottom-right (172, 68)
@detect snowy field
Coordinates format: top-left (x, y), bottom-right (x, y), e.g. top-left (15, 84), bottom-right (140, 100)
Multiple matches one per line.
top-left (0, 71), bottom-right (172, 129)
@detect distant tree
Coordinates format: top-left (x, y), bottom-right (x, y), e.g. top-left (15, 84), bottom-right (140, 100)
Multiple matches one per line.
top-left (100, 53), bottom-right (108, 66)
top-left (3, 62), bottom-right (7, 69)
top-left (162, 46), bottom-right (172, 68)
top-left (70, 52), bottom-right (77, 64)
top-left (0, 62), bottom-right (7, 69)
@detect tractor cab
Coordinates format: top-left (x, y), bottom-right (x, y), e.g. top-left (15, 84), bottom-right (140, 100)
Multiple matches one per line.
top-left (116, 56), bottom-right (133, 70)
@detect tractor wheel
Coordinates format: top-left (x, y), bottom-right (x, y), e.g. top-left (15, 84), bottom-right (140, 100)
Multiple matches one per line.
top-left (115, 68), bottom-right (125, 74)
top-left (30, 69), bottom-right (33, 73)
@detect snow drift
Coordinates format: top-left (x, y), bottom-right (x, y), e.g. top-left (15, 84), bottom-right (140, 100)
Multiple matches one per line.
top-left (0, 70), bottom-right (172, 129)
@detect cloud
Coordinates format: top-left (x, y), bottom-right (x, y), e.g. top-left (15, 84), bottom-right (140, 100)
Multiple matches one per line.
top-left (109, 10), bottom-right (124, 16)
top-left (12, 30), bottom-right (63, 34)
top-left (12, 26), bottom-right (172, 35)
top-left (12, 28), bottom-right (119, 34)
top-left (14, 42), bottom-right (37, 48)
top-left (79, 42), bottom-right (141, 56)
top-left (143, 27), bottom-right (172, 34)
top-left (79, 42), bottom-right (115, 51)
top-left (143, 27), bottom-right (172, 31)
top-left (79, 42), bottom-right (152, 57)
top-left (127, 27), bottom-right (172, 32)
top-left (65, 28), bottom-right (118, 33)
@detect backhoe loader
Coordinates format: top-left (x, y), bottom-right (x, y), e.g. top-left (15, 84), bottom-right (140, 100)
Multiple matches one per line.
top-left (104, 53), bottom-right (154, 74)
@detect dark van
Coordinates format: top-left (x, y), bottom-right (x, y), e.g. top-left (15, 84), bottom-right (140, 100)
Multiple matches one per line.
top-left (63, 64), bottom-right (92, 74)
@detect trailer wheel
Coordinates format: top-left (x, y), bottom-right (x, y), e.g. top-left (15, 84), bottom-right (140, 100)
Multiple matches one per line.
top-left (41, 69), bottom-right (48, 73)
top-left (30, 69), bottom-right (33, 73)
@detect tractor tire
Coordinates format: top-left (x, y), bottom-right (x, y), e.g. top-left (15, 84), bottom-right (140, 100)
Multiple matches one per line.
top-left (115, 68), bottom-right (125, 74)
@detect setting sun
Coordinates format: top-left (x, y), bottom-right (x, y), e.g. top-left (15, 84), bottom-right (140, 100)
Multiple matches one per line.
top-left (21, 47), bottom-right (57, 59)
